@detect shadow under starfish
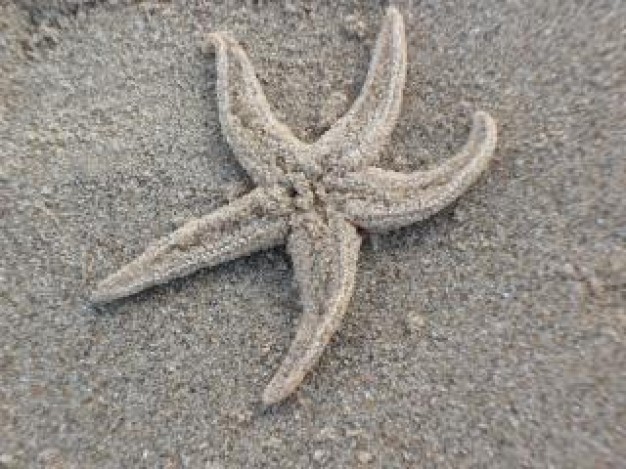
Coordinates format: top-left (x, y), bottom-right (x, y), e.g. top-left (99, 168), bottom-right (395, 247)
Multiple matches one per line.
top-left (91, 7), bottom-right (497, 405)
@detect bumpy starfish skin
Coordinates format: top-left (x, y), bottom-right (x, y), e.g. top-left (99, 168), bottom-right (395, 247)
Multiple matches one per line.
top-left (91, 7), bottom-right (497, 405)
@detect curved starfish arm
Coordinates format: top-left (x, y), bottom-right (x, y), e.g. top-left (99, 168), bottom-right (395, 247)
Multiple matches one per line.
top-left (263, 211), bottom-right (361, 405)
top-left (312, 6), bottom-right (407, 171)
top-left (334, 111), bottom-right (497, 231)
top-left (91, 187), bottom-right (293, 304)
top-left (209, 33), bottom-right (308, 185)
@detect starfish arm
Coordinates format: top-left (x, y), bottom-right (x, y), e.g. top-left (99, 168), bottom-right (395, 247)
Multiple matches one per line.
top-left (262, 211), bottom-right (361, 405)
top-left (209, 32), bottom-right (308, 185)
top-left (333, 111), bottom-right (497, 231)
top-left (312, 7), bottom-right (407, 170)
top-left (91, 186), bottom-right (293, 304)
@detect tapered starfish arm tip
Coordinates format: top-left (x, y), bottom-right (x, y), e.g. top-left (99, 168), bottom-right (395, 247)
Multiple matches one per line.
top-left (312, 5), bottom-right (406, 172)
top-left (90, 187), bottom-right (293, 304)
top-left (332, 110), bottom-right (497, 231)
top-left (262, 212), bottom-right (361, 405)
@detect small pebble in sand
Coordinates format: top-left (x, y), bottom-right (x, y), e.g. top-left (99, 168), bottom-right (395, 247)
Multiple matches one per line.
top-left (405, 310), bottom-right (427, 333)
top-left (0, 454), bottom-right (15, 467)
top-left (37, 448), bottom-right (64, 469)
top-left (356, 450), bottom-right (374, 464)
top-left (312, 449), bottom-right (327, 463)
top-left (343, 14), bottom-right (368, 40)
top-left (163, 455), bottom-right (182, 469)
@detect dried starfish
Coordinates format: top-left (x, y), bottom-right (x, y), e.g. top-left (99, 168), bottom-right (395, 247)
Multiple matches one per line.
top-left (91, 7), bottom-right (497, 405)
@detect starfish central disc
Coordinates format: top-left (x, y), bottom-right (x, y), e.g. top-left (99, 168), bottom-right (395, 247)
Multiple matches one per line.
top-left (289, 172), bottom-right (328, 212)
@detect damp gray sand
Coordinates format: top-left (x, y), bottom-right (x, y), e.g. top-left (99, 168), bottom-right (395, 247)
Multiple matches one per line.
top-left (1, 1), bottom-right (624, 467)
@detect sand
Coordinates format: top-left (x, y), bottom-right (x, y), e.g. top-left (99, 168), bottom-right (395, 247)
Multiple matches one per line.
top-left (1, 1), bottom-right (624, 467)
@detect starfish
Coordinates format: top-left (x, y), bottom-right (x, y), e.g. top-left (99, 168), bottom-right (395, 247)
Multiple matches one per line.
top-left (91, 7), bottom-right (497, 405)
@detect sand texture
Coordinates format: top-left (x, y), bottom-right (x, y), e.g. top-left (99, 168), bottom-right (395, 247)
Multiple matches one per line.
top-left (1, 1), bottom-right (625, 467)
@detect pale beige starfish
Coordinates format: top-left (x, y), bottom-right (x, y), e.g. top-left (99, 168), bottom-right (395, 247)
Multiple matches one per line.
top-left (91, 7), bottom-right (497, 405)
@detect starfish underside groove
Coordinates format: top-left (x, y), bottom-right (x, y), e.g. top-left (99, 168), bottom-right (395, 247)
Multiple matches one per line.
top-left (92, 7), bottom-right (497, 405)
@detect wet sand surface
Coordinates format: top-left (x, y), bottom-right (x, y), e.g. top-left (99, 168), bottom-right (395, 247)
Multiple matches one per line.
top-left (1, 1), bottom-right (624, 467)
